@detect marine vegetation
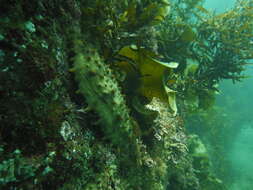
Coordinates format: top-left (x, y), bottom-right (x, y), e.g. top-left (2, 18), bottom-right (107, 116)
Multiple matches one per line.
top-left (0, 0), bottom-right (252, 189)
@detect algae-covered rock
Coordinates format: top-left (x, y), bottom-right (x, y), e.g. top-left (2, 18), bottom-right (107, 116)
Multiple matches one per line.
top-left (187, 135), bottom-right (227, 190)
top-left (1, 0), bottom-right (251, 189)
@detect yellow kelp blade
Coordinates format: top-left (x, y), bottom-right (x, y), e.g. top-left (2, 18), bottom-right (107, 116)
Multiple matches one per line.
top-left (116, 45), bottom-right (179, 113)
top-left (138, 77), bottom-right (168, 102)
top-left (115, 46), bottom-right (140, 77)
top-left (117, 46), bottom-right (139, 61)
top-left (139, 56), bottom-right (167, 102)
top-left (138, 55), bottom-right (179, 113)
top-left (164, 85), bottom-right (177, 116)
top-left (115, 60), bottom-right (136, 75)
top-left (139, 57), bottom-right (170, 89)
top-left (150, 57), bottom-right (179, 68)
top-left (138, 54), bottom-right (179, 91)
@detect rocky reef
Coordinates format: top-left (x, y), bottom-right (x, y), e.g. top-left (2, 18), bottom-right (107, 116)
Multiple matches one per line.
top-left (1, 0), bottom-right (252, 189)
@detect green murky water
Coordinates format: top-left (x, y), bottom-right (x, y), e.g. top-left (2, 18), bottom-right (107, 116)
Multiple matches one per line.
top-left (187, 1), bottom-right (253, 189)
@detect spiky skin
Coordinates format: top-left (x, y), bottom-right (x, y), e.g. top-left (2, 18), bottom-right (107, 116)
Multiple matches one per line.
top-left (71, 40), bottom-right (136, 147)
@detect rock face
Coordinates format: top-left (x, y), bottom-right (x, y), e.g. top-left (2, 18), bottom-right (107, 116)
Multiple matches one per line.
top-left (0, 0), bottom-right (231, 189)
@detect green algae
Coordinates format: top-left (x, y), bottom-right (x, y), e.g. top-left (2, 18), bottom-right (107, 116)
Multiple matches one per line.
top-left (0, 0), bottom-right (252, 189)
